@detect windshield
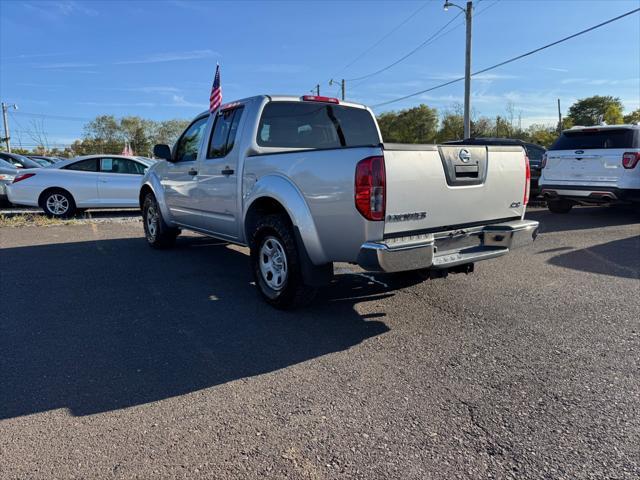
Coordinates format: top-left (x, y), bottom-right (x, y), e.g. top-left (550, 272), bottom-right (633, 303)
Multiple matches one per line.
top-left (551, 129), bottom-right (638, 150)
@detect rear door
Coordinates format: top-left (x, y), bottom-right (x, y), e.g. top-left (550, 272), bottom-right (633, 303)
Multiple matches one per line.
top-left (383, 144), bottom-right (526, 236)
top-left (544, 128), bottom-right (637, 185)
top-left (97, 157), bottom-right (147, 207)
top-left (193, 105), bottom-right (245, 238)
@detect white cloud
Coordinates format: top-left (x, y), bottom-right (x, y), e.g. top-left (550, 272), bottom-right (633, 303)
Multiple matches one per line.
top-left (115, 50), bottom-right (218, 65)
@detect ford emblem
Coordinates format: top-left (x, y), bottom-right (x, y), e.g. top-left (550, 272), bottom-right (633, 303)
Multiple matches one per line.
top-left (575, 150), bottom-right (584, 154)
top-left (459, 149), bottom-right (471, 163)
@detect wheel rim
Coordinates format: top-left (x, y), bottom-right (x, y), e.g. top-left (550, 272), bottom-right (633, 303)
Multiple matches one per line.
top-left (146, 203), bottom-right (158, 239)
top-left (46, 193), bottom-right (69, 215)
top-left (259, 236), bottom-right (288, 291)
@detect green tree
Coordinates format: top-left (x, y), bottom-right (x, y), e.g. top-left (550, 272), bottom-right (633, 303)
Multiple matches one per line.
top-left (526, 124), bottom-right (558, 148)
top-left (623, 108), bottom-right (640, 124)
top-left (153, 119), bottom-right (190, 146)
top-left (566, 95), bottom-right (624, 126)
top-left (377, 105), bottom-right (438, 143)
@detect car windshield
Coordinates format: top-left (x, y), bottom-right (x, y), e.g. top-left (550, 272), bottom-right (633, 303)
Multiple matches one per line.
top-left (551, 128), bottom-right (638, 150)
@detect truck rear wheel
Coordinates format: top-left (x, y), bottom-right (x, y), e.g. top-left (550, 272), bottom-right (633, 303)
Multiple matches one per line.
top-left (250, 214), bottom-right (317, 309)
top-left (547, 199), bottom-right (573, 214)
top-left (142, 193), bottom-right (179, 248)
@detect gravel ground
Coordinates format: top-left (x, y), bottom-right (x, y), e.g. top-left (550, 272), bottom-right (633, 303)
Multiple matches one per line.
top-left (0, 206), bottom-right (638, 479)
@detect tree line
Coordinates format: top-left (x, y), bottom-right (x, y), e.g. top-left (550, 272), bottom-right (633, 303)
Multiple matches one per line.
top-left (378, 96), bottom-right (640, 147)
top-left (10, 95), bottom-right (640, 158)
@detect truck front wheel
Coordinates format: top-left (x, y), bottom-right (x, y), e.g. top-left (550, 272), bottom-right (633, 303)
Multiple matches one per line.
top-left (250, 214), bottom-right (317, 309)
top-left (142, 193), bottom-right (179, 248)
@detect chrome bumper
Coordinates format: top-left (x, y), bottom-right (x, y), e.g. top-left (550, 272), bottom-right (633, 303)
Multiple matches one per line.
top-left (357, 219), bottom-right (539, 273)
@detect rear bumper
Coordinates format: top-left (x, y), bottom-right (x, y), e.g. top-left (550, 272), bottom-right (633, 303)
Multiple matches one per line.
top-left (540, 185), bottom-right (640, 204)
top-left (357, 219), bottom-right (539, 273)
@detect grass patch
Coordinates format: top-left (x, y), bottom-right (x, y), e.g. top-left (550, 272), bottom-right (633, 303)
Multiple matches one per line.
top-left (0, 213), bottom-right (79, 228)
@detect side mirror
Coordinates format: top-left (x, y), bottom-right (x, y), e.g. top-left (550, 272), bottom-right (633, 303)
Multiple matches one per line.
top-left (153, 144), bottom-right (172, 161)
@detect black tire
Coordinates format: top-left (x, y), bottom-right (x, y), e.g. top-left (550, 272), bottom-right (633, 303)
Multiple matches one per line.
top-left (142, 193), bottom-right (179, 248)
top-left (250, 214), bottom-right (317, 309)
top-left (40, 188), bottom-right (76, 218)
top-left (547, 199), bottom-right (573, 214)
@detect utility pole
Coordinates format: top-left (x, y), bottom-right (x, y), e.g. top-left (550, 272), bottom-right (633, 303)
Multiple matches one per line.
top-left (316, 84), bottom-right (320, 96)
top-left (329, 79), bottom-right (346, 101)
top-left (444, 1), bottom-right (472, 139)
top-left (557, 98), bottom-right (562, 134)
top-left (1, 102), bottom-right (18, 152)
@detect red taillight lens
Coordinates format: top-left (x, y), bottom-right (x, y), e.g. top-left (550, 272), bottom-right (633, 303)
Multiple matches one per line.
top-left (12, 173), bottom-right (36, 183)
top-left (355, 156), bottom-right (385, 221)
top-left (622, 152), bottom-right (640, 169)
top-left (541, 152), bottom-right (547, 169)
top-left (301, 95), bottom-right (340, 104)
top-left (524, 155), bottom-right (531, 206)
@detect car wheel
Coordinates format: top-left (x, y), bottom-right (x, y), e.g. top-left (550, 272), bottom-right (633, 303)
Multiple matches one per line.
top-left (547, 199), bottom-right (573, 214)
top-left (250, 214), bottom-right (317, 309)
top-left (41, 189), bottom-right (76, 218)
top-left (142, 193), bottom-right (179, 248)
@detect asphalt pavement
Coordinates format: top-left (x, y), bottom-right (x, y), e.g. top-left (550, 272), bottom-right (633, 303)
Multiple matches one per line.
top-left (0, 206), bottom-right (638, 479)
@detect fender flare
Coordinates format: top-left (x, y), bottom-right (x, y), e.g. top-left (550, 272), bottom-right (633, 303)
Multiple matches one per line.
top-left (243, 174), bottom-right (326, 265)
top-left (140, 172), bottom-right (177, 228)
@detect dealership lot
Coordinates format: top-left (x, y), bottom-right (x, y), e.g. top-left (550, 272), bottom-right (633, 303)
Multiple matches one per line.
top-left (1, 206), bottom-right (638, 479)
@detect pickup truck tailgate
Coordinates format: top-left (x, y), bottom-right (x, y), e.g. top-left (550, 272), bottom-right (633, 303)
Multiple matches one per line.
top-left (383, 144), bottom-right (526, 235)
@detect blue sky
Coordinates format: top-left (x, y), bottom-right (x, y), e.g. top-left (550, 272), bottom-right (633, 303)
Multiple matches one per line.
top-left (1, 0), bottom-right (639, 147)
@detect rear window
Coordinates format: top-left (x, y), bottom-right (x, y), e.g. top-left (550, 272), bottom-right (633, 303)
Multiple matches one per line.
top-left (551, 129), bottom-right (638, 150)
top-left (257, 102), bottom-right (380, 149)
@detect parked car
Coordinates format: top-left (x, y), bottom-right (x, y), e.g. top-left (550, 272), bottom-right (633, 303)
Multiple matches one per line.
top-left (444, 137), bottom-right (546, 196)
top-left (540, 124), bottom-right (640, 213)
top-left (140, 94), bottom-right (538, 308)
top-left (0, 151), bottom-right (43, 169)
top-left (0, 158), bottom-right (19, 204)
top-left (28, 155), bottom-right (61, 165)
top-left (6, 155), bottom-right (154, 217)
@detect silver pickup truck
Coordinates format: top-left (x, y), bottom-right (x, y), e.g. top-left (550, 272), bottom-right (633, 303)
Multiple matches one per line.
top-left (141, 95), bottom-right (538, 308)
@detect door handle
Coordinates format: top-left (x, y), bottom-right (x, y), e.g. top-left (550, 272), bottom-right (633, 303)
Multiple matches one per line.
top-left (188, 168), bottom-right (198, 176)
top-left (221, 167), bottom-right (234, 176)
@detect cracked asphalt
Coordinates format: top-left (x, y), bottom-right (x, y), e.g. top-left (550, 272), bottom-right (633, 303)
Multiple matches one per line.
top-left (1, 206), bottom-right (638, 479)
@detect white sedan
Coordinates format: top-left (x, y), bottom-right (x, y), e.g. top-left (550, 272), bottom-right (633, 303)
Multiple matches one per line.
top-left (6, 155), bottom-right (155, 217)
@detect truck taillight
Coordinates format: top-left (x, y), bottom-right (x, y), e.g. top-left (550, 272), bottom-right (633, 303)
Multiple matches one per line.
top-left (524, 155), bottom-right (531, 206)
top-left (541, 152), bottom-right (547, 169)
top-left (12, 173), bottom-right (36, 184)
top-left (622, 152), bottom-right (640, 169)
top-left (355, 156), bottom-right (385, 221)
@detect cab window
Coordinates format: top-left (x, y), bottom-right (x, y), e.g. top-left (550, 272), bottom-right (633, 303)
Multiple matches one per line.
top-left (174, 116), bottom-right (208, 162)
top-left (208, 106), bottom-right (244, 158)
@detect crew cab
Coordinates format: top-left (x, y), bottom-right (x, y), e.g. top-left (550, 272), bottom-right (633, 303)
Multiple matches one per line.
top-left (141, 95), bottom-right (538, 308)
top-left (540, 124), bottom-right (640, 213)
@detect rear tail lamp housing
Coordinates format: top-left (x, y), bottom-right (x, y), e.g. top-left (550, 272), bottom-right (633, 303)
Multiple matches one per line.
top-left (541, 152), bottom-right (547, 169)
top-left (524, 155), bottom-right (531, 206)
top-left (622, 152), bottom-right (640, 169)
top-left (12, 173), bottom-right (36, 184)
top-left (355, 156), bottom-right (385, 221)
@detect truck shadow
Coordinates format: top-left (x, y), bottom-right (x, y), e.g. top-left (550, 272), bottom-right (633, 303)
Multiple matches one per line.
top-left (526, 205), bottom-right (639, 234)
top-left (0, 236), bottom-right (397, 420)
top-left (547, 236), bottom-right (640, 280)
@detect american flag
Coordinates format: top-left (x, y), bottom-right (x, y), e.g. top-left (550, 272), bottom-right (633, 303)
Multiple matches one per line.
top-left (209, 64), bottom-right (222, 113)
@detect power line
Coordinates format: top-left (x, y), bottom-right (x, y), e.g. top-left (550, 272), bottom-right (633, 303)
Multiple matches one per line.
top-left (345, 0), bottom-right (500, 86)
top-left (333, 1), bottom-right (431, 78)
top-left (372, 6), bottom-right (640, 108)
top-left (345, 12), bottom-right (462, 82)
top-left (11, 111), bottom-right (92, 122)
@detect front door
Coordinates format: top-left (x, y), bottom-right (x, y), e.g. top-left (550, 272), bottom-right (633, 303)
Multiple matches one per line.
top-left (162, 115), bottom-right (209, 225)
top-left (193, 106), bottom-right (245, 238)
